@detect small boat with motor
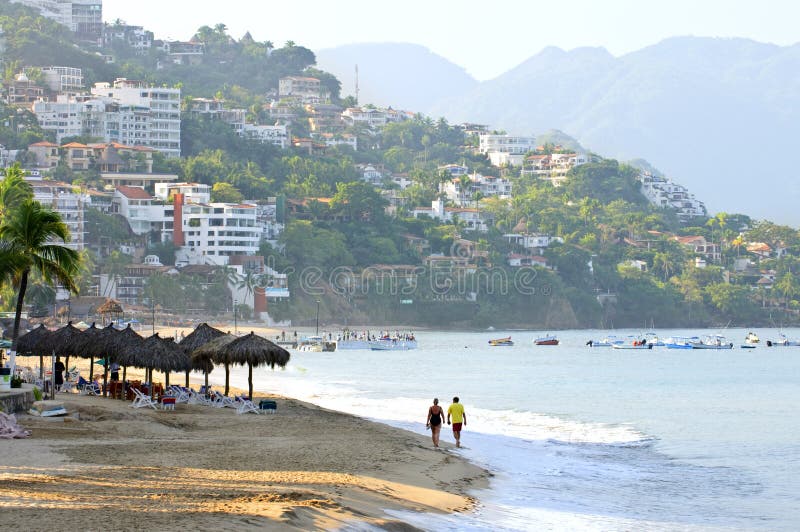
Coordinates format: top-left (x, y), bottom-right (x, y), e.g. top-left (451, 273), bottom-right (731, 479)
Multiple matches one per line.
top-left (488, 337), bottom-right (514, 346)
top-left (586, 335), bottom-right (624, 347)
top-left (693, 334), bottom-right (734, 349)
top-left (612, 338), bottom-right (653, 350)
top-left (767, 333), bottom-right (800, 347)
top-left (664, 336), bottom-right (700, 349)
top-left (534, 334), bottom-right (559, 346)
top-left (741, 331), bottom-right (759, 349)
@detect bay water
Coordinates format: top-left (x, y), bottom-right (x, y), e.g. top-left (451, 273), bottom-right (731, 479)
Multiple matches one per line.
top-left (210, 328), bottom-right (800, 531)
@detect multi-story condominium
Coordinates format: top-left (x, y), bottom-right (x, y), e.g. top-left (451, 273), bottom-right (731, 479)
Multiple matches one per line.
top-left (438, 164), bottom-right (469, 178)
top-left (27, 141), bottom-right (61, 168)
top-left (478, 134), bottom-right (536, 167)
top-left (154, 40), bottom-right (204, 66)
top-left (112, 185), bottom-right (173, 240)
top-left (31, 95), bottom-right (93, 139)
top-left (91, 79), bottom-right (181, 157)
top-left (306, 103), bottom-right (344, 132)
top-left (154, 182), bottom-right (211, 205)
top-left (26, 177), bottom-right (90, 250)
top-left (638, 172), bottom-right (706, 222)
top-left (341, 106), bottom-right (409, 130)
top-left (412, 199), bottom-right (488, 232)
top-left (242, 124), bottom-right (289, 148)
top-left (440, 173), bottom-right (513, 206)
top-left (6, 72), bottom-right (45, 105)
top-left (521, 152), bottom-right (590, 185)
top-left (317, 132), bottom-right (357, 150)
top-left (278, 76), bottom-right (326, 103)
top-left (11, 0), bottom-right (102, 43)
top-left (32, 66), bottom-right (83, 93)
top-left (503, 233), bottom-right (563, 251)
top-left (175, 201), bottom-right (260, 266)
top-left (187, 98), bottom-right (246, 136)
top-left (102, 24), bottom-right (153, 53)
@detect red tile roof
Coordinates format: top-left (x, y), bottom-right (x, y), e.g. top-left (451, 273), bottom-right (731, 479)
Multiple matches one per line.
top-left (116, 185), bottom-right (153, 200)
top-left (29, 141), bottom-right (59, 147)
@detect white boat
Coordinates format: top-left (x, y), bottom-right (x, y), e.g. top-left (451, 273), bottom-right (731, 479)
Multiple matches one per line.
top-left (768, 333), bottom-right (800, 346)
top-left (586, 335), bottom-right (624, 347)
top-left (297, 335), bottom-right (332, 352)
top-left (744, 331), bottom-right (759, 345)
top-left (369, 338), bottom-right (418, 351)
top-left (664, 336), bottom-right (700, 349)
top-left (643, 332), bottom-right (664, 346)
top-left (335, 339), bottom-right (372, 350)
top-left (692, 334), bottom-right (734, 349)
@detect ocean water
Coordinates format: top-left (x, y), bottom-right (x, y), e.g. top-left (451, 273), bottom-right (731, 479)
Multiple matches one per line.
top-left (208, 328), bottom-right (800, 531)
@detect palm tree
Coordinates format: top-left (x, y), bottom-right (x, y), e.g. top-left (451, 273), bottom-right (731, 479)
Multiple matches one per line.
top-left (0, 200), bottom-right (82, 348)
top-left (0, 163), bottom-right (33, 222)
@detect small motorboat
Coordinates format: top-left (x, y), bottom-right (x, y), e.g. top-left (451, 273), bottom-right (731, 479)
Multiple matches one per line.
top-left (489, 337), bottom-right (514, 346)
top-left (586, 335), bottom-right (624, 347)
top-left (534, 334), bottom-right (559, 346)
top-left (664, 336), bottom-right (699, 349)
top-left (744, 331), bottom-right (759, 345)
top-left (692, 334), bottom-right (734, 349)
top-left (767, 333), bottom-right (800, 347)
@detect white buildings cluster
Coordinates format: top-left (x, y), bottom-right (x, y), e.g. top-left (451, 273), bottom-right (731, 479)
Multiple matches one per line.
top-left (11, 0), bottom-right (102, 43)
top-left (638, 172), bottom-right (706, 222)
top-left (32, 78), bottom-right (181, 157)
top-left (521, 152), bottom-right (591, 185)
top-left (478, 134), bottom-right (536, 166)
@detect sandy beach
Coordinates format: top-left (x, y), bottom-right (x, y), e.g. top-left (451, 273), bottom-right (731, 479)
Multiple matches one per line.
top-left (0, 370), bottom-right (489, 530)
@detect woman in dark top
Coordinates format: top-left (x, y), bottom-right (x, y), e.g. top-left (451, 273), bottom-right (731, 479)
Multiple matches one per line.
top-left (426, 398), bottom-right (445, 448)
top-left (54, 357), bottom-right (65, 391)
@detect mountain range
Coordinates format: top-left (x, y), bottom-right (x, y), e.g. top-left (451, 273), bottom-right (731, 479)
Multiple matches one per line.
top-left (318, 37), bottom-right (800, 224)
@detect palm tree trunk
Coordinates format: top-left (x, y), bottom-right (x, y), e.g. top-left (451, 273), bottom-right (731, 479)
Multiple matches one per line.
top-left (185, 369), bottom-right (190, 388)
top-left (11, 268), bottom-right (30, 351)
top-left (224, 363), bottom-right (230, 396)
top-left (248, 363), bottom-right (253, 400)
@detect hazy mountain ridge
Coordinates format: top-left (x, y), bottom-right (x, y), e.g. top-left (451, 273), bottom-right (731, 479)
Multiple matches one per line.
top-left (316, 42), bottom-right (478, 112)
top-left (319, 38), bottom-right (800, 223)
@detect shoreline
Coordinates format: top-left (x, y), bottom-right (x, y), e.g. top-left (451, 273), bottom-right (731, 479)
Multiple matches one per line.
top-left (0, 358), bottom-right (490, 530)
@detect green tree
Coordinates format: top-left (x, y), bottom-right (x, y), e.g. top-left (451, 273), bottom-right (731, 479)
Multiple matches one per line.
top-left (211, 182), bottom-right (244, 203)
top-left (0, 199), bottom-right (82, 347)
top-left (0, 163), bottom-right (33, 222)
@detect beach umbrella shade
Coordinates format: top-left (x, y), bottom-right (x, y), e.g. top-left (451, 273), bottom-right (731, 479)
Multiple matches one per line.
top-left (139, 333), bottom-right (190, 389)
top-left (179, 323), bottom-right (226, 387)
top-left (72, 323), bottom-right (121, 392)
top-left (224, 332), bottom-right (290, 400)
top-left (192, 334), bottom-right (237, 395)
top-left (14, 324), bottom-right (52, 378)
top-left (108, 323), bottom-right (144, 383)
top-left (96, 298), bottom-right (123, 325)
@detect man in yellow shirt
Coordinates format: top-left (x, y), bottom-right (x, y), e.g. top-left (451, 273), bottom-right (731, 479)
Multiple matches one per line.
top-left (447, 396), bottom-right (466, 448)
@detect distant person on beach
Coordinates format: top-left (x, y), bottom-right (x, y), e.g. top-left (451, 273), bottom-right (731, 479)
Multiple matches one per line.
top-left (426, 398), bottom-right (445, 448)
top-left (447, 396), bottom-right (466, 448)
top-left (54, 357), bottom-right (65, 391)
top-left (110, 362), bottom-right (120, 381)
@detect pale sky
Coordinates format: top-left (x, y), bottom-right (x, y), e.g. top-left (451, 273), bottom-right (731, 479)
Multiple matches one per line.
top-left (103, 0), bottom-right (799, 80)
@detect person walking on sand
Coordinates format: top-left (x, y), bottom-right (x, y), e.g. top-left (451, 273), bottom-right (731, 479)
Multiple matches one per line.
top-left (426, 398), bottom-right (445, 448)
top-left (447, 396), bottom-right (466, 448)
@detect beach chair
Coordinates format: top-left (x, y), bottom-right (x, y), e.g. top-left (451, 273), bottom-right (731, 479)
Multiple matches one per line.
top-left (258, 399), bottom-right (277, 414)
top-left (187, 389), bottom-right (212, 406)
top-left (211, 391), bottom-right (237, 408)
top-left (131, 388), bottom-right (158, 409)
top-left (235, 397), bottom-right (261, 415)
top-left (77, 376), bottom-right (100, 396)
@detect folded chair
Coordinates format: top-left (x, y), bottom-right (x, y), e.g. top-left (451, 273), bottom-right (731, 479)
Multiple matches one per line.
top-left (131, 388), bottom-right (158, 409)
top-left (235, 396), bottom-right (261, 415)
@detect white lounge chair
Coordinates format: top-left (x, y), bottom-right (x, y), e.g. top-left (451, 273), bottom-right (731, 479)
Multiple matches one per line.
top-left (235, 397), bottom-right (261, 415)
top-left (211, 391), bottom-right (237, 408)
top-left (131, 388), bottom-right (158, 409)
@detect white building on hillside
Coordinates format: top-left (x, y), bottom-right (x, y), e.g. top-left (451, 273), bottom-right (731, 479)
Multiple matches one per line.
top-left (176, 202), bottom-right (260, 266)
top-left (412, 199), bottom-right (488, 232)
top-left (478, 134), bottom-right (535, 166)
top-left (28, 178), bottom-right (90, 250)
top-left (440, 173), bottom-right (512, 206)
top-left (242, 123), bottom-right (289, 148)
top-left (278, 76), bottom-right (327, 103)
top-left (503, 233), bottom-right (563, 251)
top-left (112, 185), bottom-right (173, 240)
top-left (11, 0), bottom-right (102, 43)
top-left (91, 79), bottom-right (181, 157)
top-left (638, 172), bottom-right (706, 222)
top-left (521, 152), bottom-right (590, 185)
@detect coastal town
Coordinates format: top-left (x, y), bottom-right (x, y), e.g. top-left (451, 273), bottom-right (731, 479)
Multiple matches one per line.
top-left (0, 0), bottom-right (798, 333)
top-left (2, 2), bottom-right (800, 532)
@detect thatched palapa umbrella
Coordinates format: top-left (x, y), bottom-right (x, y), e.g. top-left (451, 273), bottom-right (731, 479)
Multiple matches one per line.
top-left (111, 323), bottom-right (143, 383)
top-left (14, 324), bottom-right (52, 378)
top-left (178, 323), bottom-right (225, 387)
top-left (224, 332), bottom-right (290, 399)
top-left (96, 298), bottom-right (123, 325)
top-left (192, 334), bottom-right (236, 395)
top-left (72, 323), bottom-right (120, 395)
